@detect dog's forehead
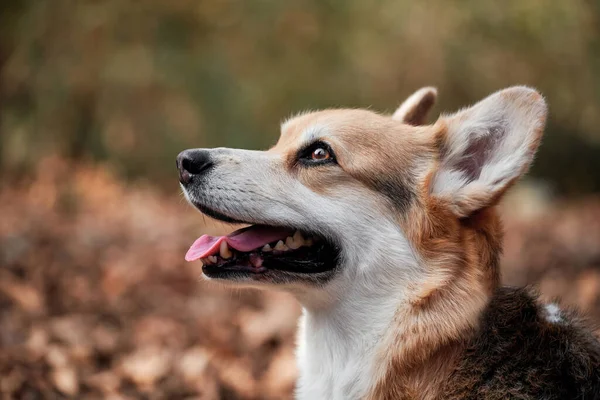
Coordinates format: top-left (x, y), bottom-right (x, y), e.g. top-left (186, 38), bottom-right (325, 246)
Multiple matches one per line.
top-left (276, 109), bottom-right (388, 150)
top-left (280, 110), bottom-right (336, 142)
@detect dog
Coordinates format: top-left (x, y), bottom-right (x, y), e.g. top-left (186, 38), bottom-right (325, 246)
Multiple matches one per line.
top-left (177, 86), bottom-right (600, 399)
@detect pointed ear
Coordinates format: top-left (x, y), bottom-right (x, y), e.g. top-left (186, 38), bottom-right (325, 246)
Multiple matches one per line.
top-left (392, 87), bottom-right (438, 125)
top-left (431, 86), bottom-right (547, 217)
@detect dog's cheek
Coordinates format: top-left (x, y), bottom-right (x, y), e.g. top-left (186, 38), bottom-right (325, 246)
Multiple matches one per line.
top-left (296, 168), bottom-right (353, 196)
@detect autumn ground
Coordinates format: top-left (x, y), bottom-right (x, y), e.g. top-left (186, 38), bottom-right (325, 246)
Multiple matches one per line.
top-left (1, 159), bottom-right (599, 399)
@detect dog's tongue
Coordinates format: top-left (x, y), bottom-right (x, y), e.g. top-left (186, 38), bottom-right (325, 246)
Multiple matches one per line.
top-left (185, 225), bottom-right (293, 262)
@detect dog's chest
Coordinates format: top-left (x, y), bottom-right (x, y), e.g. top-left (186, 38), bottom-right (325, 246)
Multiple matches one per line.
top-left (294, 313), bottom-right (381, 400)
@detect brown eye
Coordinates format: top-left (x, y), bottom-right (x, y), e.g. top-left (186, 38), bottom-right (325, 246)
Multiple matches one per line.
top-left (298, 141), bottom-right (336, 165)
top-left (312, 147), bottom-right (330, 161)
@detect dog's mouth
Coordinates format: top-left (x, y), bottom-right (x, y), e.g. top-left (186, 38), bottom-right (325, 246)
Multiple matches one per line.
top-left (185, 224), bottom-right (339, 279)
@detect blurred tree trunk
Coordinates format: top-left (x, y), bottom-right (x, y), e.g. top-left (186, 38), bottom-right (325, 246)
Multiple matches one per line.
top-left (65, 88), bottom-right (98, 161)
top-left (0, 0), bottom-right (28, 168)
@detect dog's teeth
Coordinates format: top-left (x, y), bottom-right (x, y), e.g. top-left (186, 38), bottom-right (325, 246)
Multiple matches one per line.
top-left (220, 241), bottom-right (232, 259)
top-left (274, 240), bottom-right (287, 251)
top-left (200, 258), bottom-right (208, 265)
top-left (285, 236), bottom-right (294, 248)
top-left (286, 236), bottom-right (300, 250)
top-left (305, 238), bottom-right (314, 247)
top-left (293, 230), bottom-right (304, 246)
top-left (208, 255), bottom-right (217, 263)
top-left (262, 244), bottom-right (272, 252)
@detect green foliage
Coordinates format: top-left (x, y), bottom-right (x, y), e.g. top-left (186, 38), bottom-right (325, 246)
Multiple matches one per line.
top-left (1, 0), bottom-right (599, 192)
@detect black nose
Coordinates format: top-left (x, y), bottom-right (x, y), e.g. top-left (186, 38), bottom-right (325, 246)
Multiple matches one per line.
top-left (176, 149), bottom-right (213, 185)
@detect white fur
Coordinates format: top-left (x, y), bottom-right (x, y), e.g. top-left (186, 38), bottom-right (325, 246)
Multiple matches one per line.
top-left (295, 223), bottom-right (419, 399)
top-left (544, 303), bottom-right (563, 324)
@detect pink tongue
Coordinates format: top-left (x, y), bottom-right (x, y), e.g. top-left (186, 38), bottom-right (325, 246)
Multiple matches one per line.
top-left (185, 225), bottom-right (293, 262)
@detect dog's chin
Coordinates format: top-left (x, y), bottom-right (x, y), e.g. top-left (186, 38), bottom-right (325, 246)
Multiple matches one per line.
top-left (186, 201), bottom-right (341, 285)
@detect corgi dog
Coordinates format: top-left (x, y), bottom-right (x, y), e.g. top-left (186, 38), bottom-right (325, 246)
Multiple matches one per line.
top-left (177, 87), bottom-right (600, 399)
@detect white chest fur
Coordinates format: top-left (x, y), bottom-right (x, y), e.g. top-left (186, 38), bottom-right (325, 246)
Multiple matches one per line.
top-left (294, 285), bottom-right (406, 400)
top-left (295, 312), bottom-right (378, 399)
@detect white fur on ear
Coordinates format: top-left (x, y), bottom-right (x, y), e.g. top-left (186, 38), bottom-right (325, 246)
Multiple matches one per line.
top-left (432, 86), bottom-right (547, 217)
top-left (392, 87), bottom-right (438, 125)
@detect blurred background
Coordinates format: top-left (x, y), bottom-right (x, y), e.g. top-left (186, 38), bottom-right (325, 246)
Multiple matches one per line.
top-left (1, 0), bottom-right (599, 398)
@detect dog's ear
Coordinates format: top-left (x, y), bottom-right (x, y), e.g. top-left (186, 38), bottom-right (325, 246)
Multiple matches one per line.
top-left (431, 86), bottom-right (547, 217)
top-left (392, 87), bottom-right (438, 125)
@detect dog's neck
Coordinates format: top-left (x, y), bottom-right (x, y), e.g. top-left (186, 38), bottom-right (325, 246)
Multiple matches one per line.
top-left (295, 270), bottom-right (490, 400)
top-left (293, 224), bottom-right (424, 400)
top-left (295, 276), bottom-right (410, 400)
top-left (293, 211), bottom-right (499, 400)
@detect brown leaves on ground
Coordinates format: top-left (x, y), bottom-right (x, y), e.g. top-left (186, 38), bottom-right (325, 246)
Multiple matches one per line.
top-left (0, 159), bottom-right (599, 399)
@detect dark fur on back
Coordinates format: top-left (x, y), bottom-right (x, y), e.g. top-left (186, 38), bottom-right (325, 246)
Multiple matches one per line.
top-left (443, 287), bottom-right (600, 399)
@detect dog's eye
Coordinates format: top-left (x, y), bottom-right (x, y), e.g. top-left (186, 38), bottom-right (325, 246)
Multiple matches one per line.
top-left (311, 147), bottom-right (330, 161)
top-left (298, 141), bottom-right (336, 166)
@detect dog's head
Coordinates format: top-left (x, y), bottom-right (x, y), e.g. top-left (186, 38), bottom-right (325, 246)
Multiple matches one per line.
top-left (178, 87), bottom-right (546, 304)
